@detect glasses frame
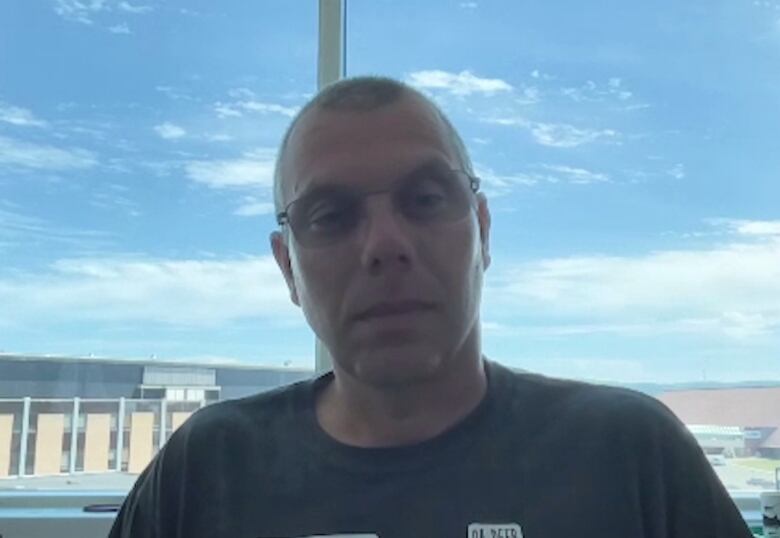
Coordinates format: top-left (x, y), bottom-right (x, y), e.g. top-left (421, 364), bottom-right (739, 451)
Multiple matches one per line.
top-left (276, 169), bottom-right (481, 245)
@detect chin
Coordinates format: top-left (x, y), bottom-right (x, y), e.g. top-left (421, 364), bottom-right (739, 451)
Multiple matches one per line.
top-left (350, 346), bottom-right (446, 388)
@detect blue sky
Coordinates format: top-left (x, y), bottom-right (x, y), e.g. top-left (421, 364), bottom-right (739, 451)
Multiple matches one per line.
top-left (0, 0), bottom-right (779, 383)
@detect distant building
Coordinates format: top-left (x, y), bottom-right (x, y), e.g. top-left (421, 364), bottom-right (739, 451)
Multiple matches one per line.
top-left (0, 353), bottom-right (313, 401)
top-left (658, 387), bottom-right (780, 458)
top-left (0, 353), bottom-right (313, 479)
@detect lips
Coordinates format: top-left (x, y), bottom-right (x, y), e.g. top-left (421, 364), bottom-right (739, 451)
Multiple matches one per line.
top-left (354, 300), bottom-right (435, 321)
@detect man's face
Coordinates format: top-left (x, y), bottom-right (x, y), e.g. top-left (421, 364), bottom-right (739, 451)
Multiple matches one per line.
top-left (271, 93), bottom-right (491, 388)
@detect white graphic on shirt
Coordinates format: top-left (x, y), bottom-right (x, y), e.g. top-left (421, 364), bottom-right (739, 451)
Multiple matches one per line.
top-left (468, 523), bottom-right (524, 538)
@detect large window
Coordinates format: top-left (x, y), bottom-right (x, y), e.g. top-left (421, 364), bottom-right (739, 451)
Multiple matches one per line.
top-left (1, 0), bottom-right (778, 513)
top-left (346, 0), bottom-right (780, 493)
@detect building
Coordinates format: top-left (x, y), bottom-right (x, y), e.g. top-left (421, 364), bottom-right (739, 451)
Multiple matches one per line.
top-left (658, 387), bottom-right (780, 458)
top-left (0, 353), bottom-right (313, 480)
top-left (0, 353), bottom-right (312, 401)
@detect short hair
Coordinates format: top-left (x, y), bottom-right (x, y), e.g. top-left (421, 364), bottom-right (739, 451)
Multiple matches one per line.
top-left (273, 76), bottom-right (474, 215)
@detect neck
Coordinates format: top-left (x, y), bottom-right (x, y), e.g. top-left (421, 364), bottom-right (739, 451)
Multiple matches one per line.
top-left (315, 344), bottom-right (487, 448)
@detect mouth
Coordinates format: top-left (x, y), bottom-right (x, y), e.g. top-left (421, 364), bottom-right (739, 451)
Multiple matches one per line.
top-left (355, 300), bottom-right (435, 321)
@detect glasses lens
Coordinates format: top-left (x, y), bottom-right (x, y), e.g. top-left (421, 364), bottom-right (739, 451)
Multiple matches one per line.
top-left (288, 189), bottom-right (360, 247)
top-left (287, 169), bottom-right (475, 247)
top-left (397, 168), bottom-right (471, 222)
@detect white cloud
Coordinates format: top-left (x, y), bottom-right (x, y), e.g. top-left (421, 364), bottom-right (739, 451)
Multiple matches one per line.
top-left (227, 88), bottom-right (256, 99)
top-left (54, 0), bottom-right (152, 25)
top-left (667, 163), bottom-right (685, 179)
top-left (530, 122), bottom-right (618, 147)
top-left (214, 103), bottom-right (243, 118)
top-left (0, 102), bottom-right (48, 127)
top-left (214, 99), bottom-right (298, 119)
top-left (484, 116), bottom-right (619, 148)
top-left (185, 149), bottom-right (276, 189)
top-left (540, 165), bottom-right (609, 184)
top-left (561, 77), bottom-right (634, 103)
top-left (712, 218), bottom-right (780, 237)
top-left (459, 2), bottom-right (478, 8)
top-left (516, 86), bottom-right (541, 105)
top-left (117, 1), bottom-right (152, 14)
top-left (108, 23), bottom-right (131, 34)
top-left (623, 103), bottom-right (651, 111)
top-left (238, 101), bottom-right (298, 117)
top-left (54, 0), bottom-right (105, 24)
top-left (0, 208), bottom-right (110, 252)
top-left (475, 165), bottom-right (538, 197)
top-left (474, 163), bottom-right (608, 196)
top-left (0, 256), bottom-right (300, 327)
top-left (485, 222), bottom-right (780, 340)
top-left (530, 69), bottom-right (554, 81)
top-left (234, 201), bottom-right (275, 217)
top-left (89, 188), bottom-right (140, 217)
top-left (406, 70), bottom-right (512, 97)
top-left (153, 122), bottom-right (187, 140)
top-left (155, 86), bottom-right (195, 102)
top-left (0, 136), bottom-right (97, 170)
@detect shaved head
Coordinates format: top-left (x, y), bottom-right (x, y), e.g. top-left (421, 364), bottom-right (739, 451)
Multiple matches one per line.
top-left (273, 76), bottom-right (474, 217)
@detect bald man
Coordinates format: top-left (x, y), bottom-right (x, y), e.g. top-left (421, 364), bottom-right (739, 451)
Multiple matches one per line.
top-left (109, 77), bottom-right (752, 538)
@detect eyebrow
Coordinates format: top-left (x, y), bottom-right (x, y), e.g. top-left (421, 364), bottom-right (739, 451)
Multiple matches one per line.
top-left (294, 157), bottom-right (452, 201)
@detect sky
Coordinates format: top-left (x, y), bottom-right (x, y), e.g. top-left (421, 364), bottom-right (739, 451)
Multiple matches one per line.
top-left (0, 0), bottom-right (779, 384)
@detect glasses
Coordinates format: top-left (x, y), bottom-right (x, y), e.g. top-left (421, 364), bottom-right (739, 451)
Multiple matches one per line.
top-left (277, 165), bottom-right (480, 248)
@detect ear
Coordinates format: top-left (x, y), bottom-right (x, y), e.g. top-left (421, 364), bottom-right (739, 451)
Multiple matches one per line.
top-left (270, 230), bottom-right (300, 306)
top-left (476, 193), bottom-right (491, 271)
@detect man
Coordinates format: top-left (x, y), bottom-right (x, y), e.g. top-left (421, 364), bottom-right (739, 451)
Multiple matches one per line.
top-left (108, 77), bottom-right (752, 537)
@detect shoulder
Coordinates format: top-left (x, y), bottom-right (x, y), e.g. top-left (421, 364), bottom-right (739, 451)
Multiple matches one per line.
top-left (109, 377), bottom-right (318, 537)
top-left (489, 361), bottom-right (689, 444)
top-left (169, 375), bottom-right (313, 448)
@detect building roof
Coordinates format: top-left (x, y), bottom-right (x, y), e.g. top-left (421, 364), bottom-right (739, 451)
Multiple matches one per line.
top-left (0, 353), bottom-right (312, 373)
top-left (657, 387), bottom-right (780, 429)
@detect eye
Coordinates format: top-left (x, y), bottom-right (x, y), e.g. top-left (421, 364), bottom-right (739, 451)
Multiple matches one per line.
top-left (414, 191), bottom-right (445, 206)
top-left (305, 195), bottom-right (356, 232)
top-left (402, 176), bottom-right (450, 217)
top-left (311, 207), bottom-right (345, 228)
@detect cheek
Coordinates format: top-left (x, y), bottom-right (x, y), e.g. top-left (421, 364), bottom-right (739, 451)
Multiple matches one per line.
top-left (425, 224), bottom-right (482, 298)
top-left (293, 249), bottom-right (351, 327)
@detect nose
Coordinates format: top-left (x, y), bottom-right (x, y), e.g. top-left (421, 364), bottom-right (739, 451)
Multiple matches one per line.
top-left (357, 195), bottom-right (415, 274)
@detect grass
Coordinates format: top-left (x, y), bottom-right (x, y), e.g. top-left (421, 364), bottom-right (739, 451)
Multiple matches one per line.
top-left (732, 457), bottom-right (780, 473)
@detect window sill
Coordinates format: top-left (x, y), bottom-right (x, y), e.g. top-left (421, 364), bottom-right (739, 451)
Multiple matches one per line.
top-left (0, 489), bottom-right (767, 538)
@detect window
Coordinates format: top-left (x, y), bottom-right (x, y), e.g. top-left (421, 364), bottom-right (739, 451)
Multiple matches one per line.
top-left (346, 0), bottom-right (780, 494)
top-left (0, 0), bottom-right (774, 535)
top-left (0, 1), bottom-right (317, 494)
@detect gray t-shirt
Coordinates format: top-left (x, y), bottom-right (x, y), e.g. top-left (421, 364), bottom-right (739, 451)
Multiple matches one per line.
top-left (108, 360), bottom-right (752, 537)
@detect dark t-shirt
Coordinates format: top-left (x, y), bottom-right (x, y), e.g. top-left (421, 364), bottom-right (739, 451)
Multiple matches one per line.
top-left (108, 360), bottom-right (752, 537)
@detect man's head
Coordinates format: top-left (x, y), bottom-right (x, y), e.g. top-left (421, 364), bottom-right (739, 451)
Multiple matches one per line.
top-left (270, 76), bottom-right (491, 388)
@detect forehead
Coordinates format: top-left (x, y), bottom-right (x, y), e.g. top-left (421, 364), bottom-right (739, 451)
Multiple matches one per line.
top-left (281, 93), bottom-right (458, 200)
